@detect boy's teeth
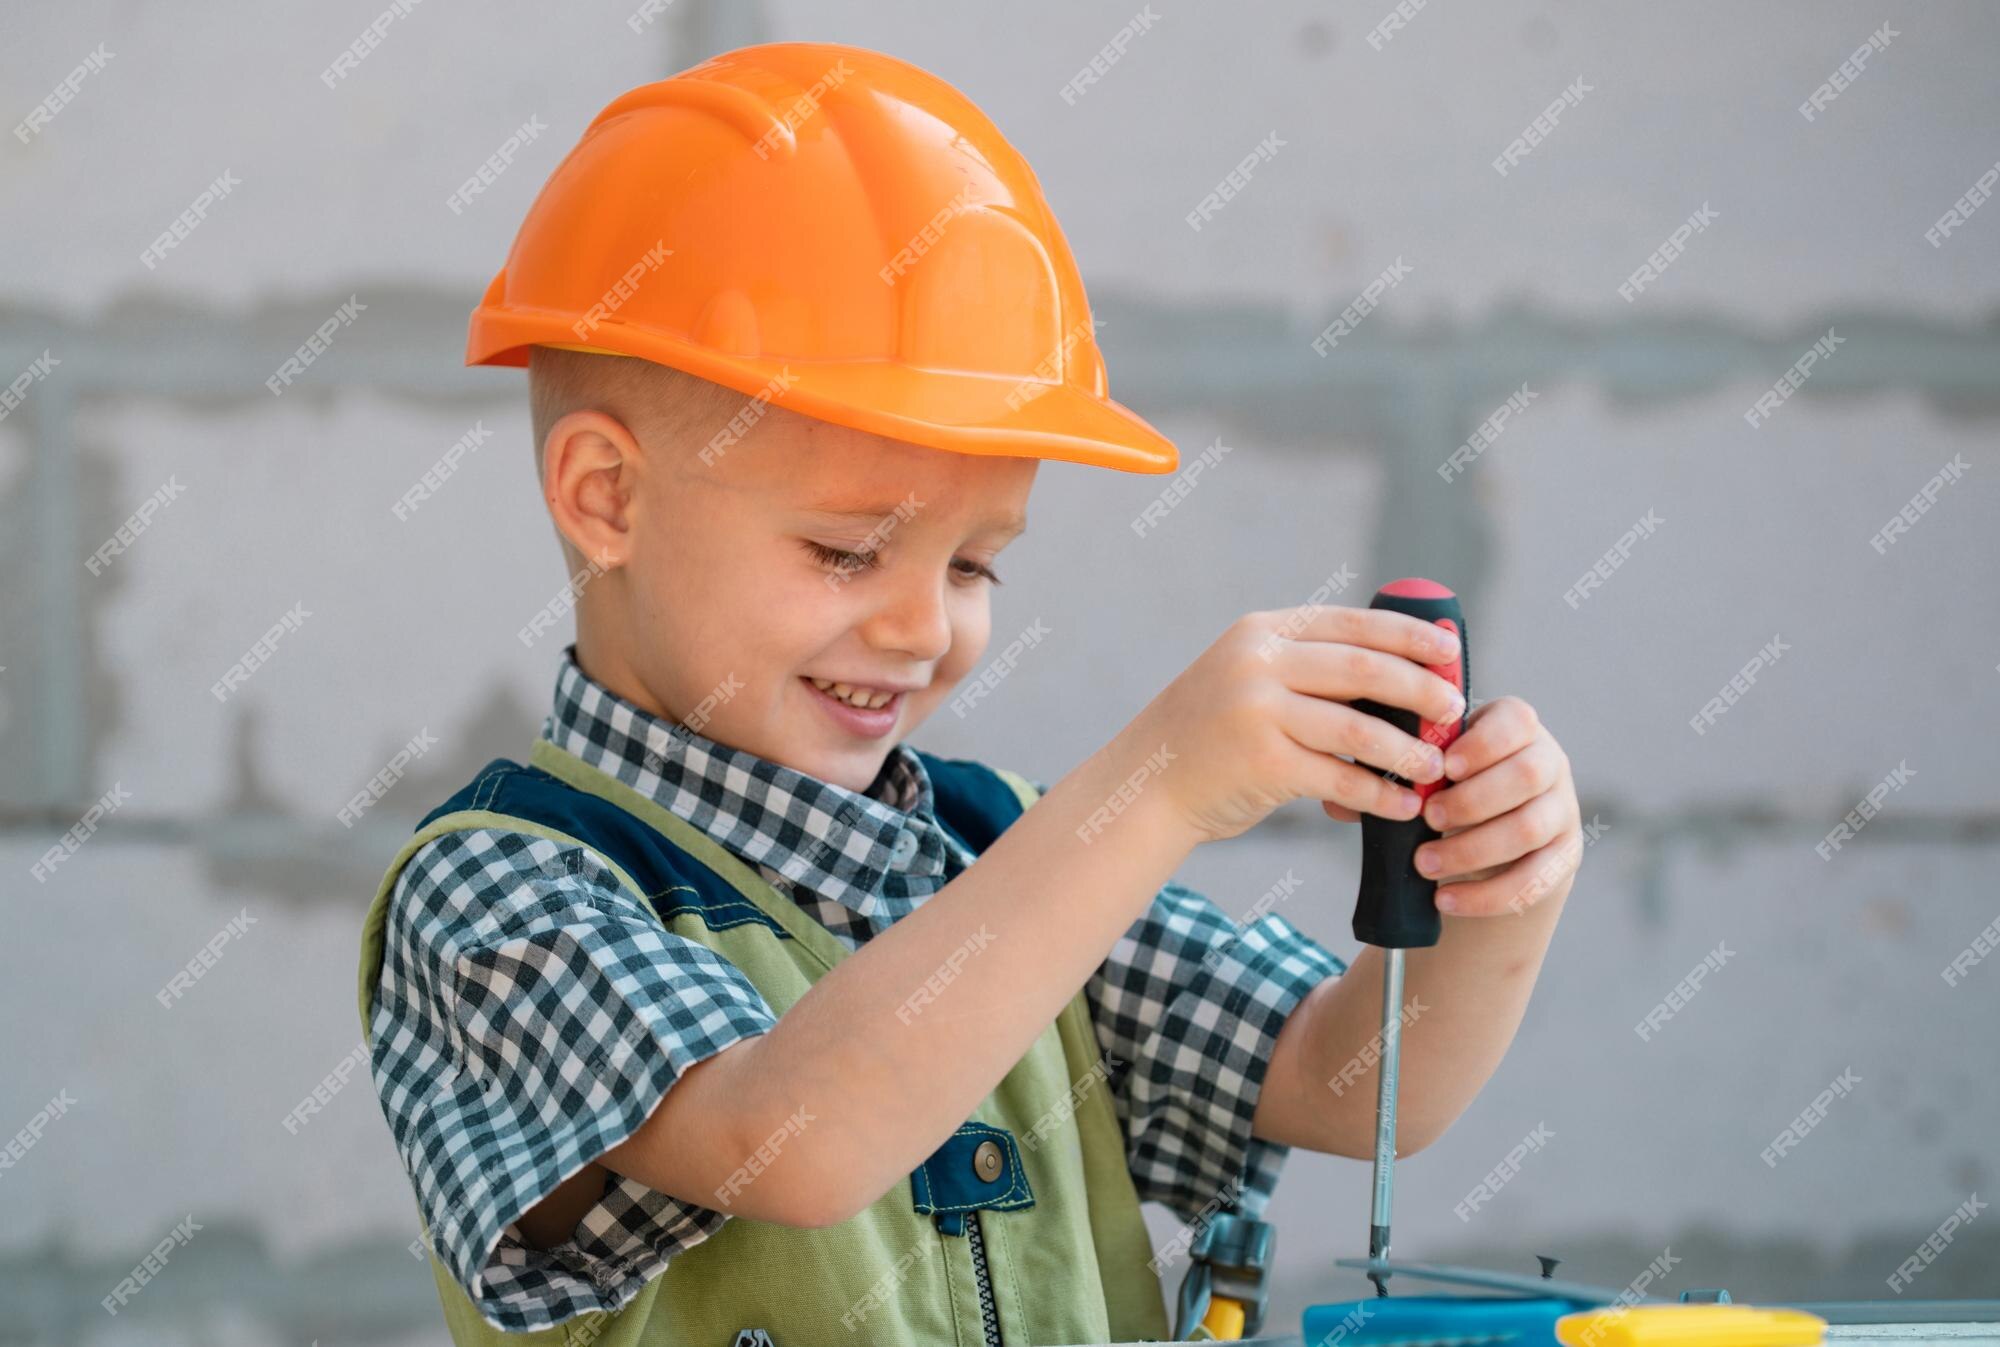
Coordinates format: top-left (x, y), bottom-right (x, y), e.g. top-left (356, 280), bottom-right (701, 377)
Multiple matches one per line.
top-left (810, 677), bottom-right (894, 710)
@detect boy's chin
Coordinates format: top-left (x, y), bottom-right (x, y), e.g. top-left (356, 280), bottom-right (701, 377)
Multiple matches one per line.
top-left (799, 742), bottom-right (898, 793)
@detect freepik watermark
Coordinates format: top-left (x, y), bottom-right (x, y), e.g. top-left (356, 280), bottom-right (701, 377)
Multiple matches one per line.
top-left (391, 421), bottom-right (493, 520)
top-left (1617, 202), bottom-right (1719, 302)
top-left (0, 1089), bottom-right (79, 1180)
top-left (1327, 994), bottom-right (1429, 1098)
top-left (1926, 158), bottom-right (2000, 248)
top-left (29, 782), bottom-right (132, 884)
top-left (949, 618), bottom-right (1053, 718)
top-left (1131, 438), bottom-right (1235, 536)
top-left (321, 0), bottom-right (429, 88)
top-left (1148, 1178), bottom-right (1243, 1274)
top-left (0, 350), bottom-right (61, 425)
top-left (446, 115), bottom-right (549, 214)
top-left (1059, 5), bottom-right (1162, 104)
top-left (714, 1106), bottom-right (815, 1208)
top-left (1493, 79), bottom-right (1593, 176)
top-left (1256, 566), bottom-right (1362, 661)
top-left (823, 493), bottom-right (925, 591)
top-left (880, 187), bottom-right (979, 284)
top-left (1022, 1053), bottom-right (1124, 1151)
top-left (842, 1233), bottom-right (933, 1332)
top-left (1365, 0), bottom-right (1434, 51)
top-left (266, 296), bottom-right (366, 395)
top-left (13, 43), bottom-right (114, 143)
top-left (102, 1216), bottom-right (202, 1316)
top-left (281, 1041), bottom-right (370, 1135)
top-left (1744, 328), bottom-right (1844, 428)
top-left (1799, 24), bottom-right (1900, 122)
top-left (1204, 869), bottom-right (1307, 971)
top-left (1501, 814), bottom-right (1607, 916)
top-left (1688, 635), bottom-right (1790, 736)
top-left (1634, 941), bottom-right (1735, 1041)
top-left (1941, 910), bottom-right (2000, 988)
top-left (1005, 316), bottom-right (1103, 412)
top-left (138, 171), bottom-right (242, 270)
top-left (895, 925), bottom-right (999, 1025)
top-left (1186, 132), bottom-right (1286, 231)
top-left (698, 367), bottom-right (799, 464)
top-left (626, 0), bottom-right (676, 33)
top-left (1869, 454), bottom-right (1970, 555)
top-left (1075, 744), bottom-right (1176, 843)
top-left (156, 909), bottom-right (257, 1009)
top-left (571, 241), bottom-right (672, 339)
top-left (1311, 258), bottom-right (1414, 356)
top-left (1761, 1067), bottom-right (1861, 1167)
top-left (211, 603), bottom-right (312, 702)
top-left (751, 57), bottom-right (856, 159)
top-left (519, 551), bottom-right (612, 646)
top-left (86, 476), bottom-right (188, 576)
top-left (1454, 1122), bottom-right (1555, 1221)
top-left (1562, 508), bottom-right (1664, 609)
top-left (337, 729), bottom-right (441, 827)
top-left (1571, 1248), bottom-right (1685, 1346)
top-left (1438, 385), bottom-right (1538, 483)
top-left (679, 672), bottom-right (744, 739)
top-left (1816, 761), bottom-right (1916, 860)
top-left (1317, 1303), bottom-right (1380, 1347)
top-left (1887, 1193), bottom-right (1985, 1293)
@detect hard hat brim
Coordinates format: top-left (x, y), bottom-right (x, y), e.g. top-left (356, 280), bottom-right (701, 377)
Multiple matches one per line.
top-left (469, 305), bottom-right (1180, 476)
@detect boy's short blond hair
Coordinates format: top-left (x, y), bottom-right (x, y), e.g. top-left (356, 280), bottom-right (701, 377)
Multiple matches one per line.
top-left (526, 345), bottom-right (748, 475)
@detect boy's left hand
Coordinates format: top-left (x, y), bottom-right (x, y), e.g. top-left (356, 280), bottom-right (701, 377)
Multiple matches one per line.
top-left (1319, 695), bottom-right (1580, 916)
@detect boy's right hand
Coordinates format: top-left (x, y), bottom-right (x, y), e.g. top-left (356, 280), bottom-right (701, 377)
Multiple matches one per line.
top-left (1128, 605), bottom-right (1466, 845)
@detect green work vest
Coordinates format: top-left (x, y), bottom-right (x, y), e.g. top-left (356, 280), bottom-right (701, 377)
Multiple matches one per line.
top-left (357, 737), bottom-right (1172, 1345)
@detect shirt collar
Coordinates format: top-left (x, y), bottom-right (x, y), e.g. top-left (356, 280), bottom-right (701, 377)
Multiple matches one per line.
top-left (540, 646), bottom-right (955, 921)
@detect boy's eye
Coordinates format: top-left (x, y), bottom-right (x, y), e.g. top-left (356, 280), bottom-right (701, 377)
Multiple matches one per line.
top-left (950, 557), bottom-right (1002, 585)
top-left (802, 540), bottom-right (1001, 585)
top-left (802, 540), bottom-right (880, 572)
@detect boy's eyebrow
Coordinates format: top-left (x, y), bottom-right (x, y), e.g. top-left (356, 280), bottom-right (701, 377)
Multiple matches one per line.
top-left (800, 499), bottom-right (1028, 538)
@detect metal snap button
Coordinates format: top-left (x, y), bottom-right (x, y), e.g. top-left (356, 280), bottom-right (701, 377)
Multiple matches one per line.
top-left (972, 1139), bottom-right (1004, 1182)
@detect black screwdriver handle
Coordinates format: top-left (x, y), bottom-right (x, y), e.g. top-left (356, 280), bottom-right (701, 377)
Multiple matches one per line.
top-left (1351, 579), bottom-right (1469, 950)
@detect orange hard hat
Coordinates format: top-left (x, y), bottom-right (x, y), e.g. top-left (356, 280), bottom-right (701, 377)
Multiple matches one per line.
top-left (468, 41), bottom-right (1178, 474)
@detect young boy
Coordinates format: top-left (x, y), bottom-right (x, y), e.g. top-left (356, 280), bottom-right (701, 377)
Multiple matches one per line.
top-left (358, 41), bottom-right (1581, 1346)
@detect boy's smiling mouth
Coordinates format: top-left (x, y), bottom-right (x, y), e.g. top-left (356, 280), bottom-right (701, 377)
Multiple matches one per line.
top-left (800, 675), bottom-right (915, 738)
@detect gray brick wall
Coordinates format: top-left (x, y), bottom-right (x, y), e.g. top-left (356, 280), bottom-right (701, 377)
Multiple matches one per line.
top-left (4, 2), bottom-right (1996, 1341)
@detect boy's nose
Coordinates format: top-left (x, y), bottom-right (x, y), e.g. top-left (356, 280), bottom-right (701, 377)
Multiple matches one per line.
top-left (860, 577), bottom-right (954, 666)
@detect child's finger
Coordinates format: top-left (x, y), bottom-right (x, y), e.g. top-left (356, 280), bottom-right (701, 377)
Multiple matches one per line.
top-left (1320, 800), bottom-right (1361, 823)
top-left (1414, 790), bottom-right (1570, 882)
top-left (1282, 735), bottom-right (1424, 820)
top-left (1281, 640), bottom-right (1465, 726)
top-left (1423, 736), bottom-right (1567, 832)
top-left (1433, 833), bottom-right (1584, 917)
top-left (1280, 690), bottom-right (1446, 783)
top-left (1268, 603), bottom-right (1460, 667)
top-left (1440, 695), bottom-right (1541, 780)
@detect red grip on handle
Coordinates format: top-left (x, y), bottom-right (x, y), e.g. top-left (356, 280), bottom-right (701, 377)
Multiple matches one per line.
top-left (1413, 617), bottom-right (1465, 804)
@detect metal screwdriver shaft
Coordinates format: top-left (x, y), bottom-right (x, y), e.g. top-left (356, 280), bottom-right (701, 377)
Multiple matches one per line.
top-left (1368, 946), bottom-right (1406, 1295)
top-left (1348, 579), bottom-right (1469, 1300)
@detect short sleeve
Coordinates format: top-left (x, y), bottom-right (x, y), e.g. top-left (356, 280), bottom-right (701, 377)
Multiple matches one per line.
top-left (1085, 871), bottom-right (1347, 1225)
top-left (367, 826), bottom-right (778, 1332)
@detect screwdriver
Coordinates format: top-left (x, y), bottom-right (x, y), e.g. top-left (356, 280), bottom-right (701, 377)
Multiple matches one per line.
top-left (1348, 578), bottom-right (1469, 1297)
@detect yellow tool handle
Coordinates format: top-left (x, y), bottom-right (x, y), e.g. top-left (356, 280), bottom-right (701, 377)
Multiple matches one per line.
top-left (1556, 1304), bottom-right (1826, 1347)
top-left (1195, 1295), bottom-right (1247, 1339)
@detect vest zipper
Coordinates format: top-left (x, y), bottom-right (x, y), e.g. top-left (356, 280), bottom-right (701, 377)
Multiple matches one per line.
top-left (965, 1211), bottom-right (1003, 1347)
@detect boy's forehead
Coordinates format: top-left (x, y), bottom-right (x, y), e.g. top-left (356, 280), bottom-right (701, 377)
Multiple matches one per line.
top-left (690, 409), bottom-right (1032, 532)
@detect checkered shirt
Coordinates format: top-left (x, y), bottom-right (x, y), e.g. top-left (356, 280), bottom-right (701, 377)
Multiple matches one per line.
top-left (366, 646), bottom-right (1347, 1332)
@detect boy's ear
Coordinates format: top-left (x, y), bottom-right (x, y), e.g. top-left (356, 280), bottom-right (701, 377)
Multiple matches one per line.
top-left (541, 408), bottom-right (644, 571)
